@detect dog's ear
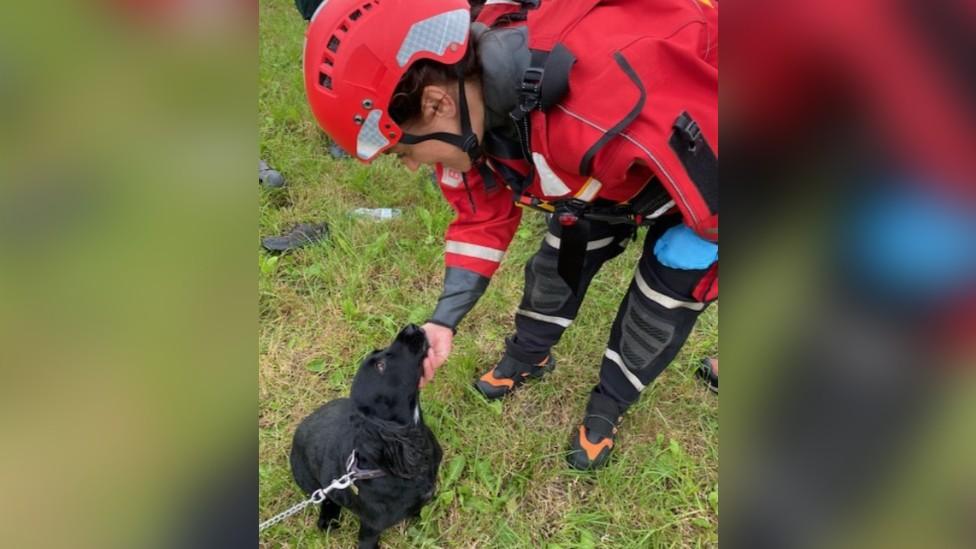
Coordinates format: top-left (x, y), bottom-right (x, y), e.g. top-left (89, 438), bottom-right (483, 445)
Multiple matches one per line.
top-left (379, 429), bottom-right (425, 478)
top-left (357, 420), bottom-right (430, 479)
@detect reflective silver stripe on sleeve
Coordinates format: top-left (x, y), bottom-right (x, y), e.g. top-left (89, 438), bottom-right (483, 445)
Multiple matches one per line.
top-left (544, 233), bottom-right (614, 251)
top-left (604, 349), bottom-right (646, 391)
top-left (634, 268), bottom-right (705, 311)
top-left (445, 241), bottom-right (505, 262)
top-left (517, 308), bottom-right (573, 328)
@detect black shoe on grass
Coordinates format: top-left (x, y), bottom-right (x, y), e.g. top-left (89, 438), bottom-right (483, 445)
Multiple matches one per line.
top-left (261, 222), bottom-right (329, 253)
top-left (259, 159), bottom-right (285, 189)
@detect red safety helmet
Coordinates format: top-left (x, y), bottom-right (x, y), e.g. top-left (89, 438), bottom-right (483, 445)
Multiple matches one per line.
top-left (303, 0), bottom-right (472, 162)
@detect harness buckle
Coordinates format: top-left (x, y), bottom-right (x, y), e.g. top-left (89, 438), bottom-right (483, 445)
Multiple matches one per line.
top-left (558, 212), bottom-right (578, 227)
top-left (556, 198), bottom-right (589, 227)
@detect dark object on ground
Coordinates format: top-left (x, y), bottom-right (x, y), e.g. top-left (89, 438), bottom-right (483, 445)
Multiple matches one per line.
top-left (261, 222), bottom-right (329, 253)
top-left (329, 143), bottom-right (351, 159)
top-left (290, 325), bottom-right (442, 549)
top-left (697, 357), bottom-right (718, 393)
top-left (259, 159), bottom-right (286, 188)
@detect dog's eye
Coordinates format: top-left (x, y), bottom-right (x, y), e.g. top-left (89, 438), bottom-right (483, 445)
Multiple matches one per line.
top-left (375, 360), bottom-right (385, 374)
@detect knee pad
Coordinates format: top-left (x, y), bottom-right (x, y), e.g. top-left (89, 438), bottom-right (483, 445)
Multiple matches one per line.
top-left (619, 293), bottom-right (676, 373)
top-left (525, 252), bottom-right (571, 314)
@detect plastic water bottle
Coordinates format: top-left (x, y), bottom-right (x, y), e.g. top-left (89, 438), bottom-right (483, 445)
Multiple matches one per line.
top-left (351, 208), bottom-right (402, 221)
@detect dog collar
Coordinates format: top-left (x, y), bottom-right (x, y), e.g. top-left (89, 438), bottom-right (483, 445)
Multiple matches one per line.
top-left (346, 450), bottom-right (386, 481)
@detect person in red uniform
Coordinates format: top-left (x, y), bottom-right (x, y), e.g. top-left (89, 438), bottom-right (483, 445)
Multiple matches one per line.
top-left (302, 0), bottom-right (718, 469)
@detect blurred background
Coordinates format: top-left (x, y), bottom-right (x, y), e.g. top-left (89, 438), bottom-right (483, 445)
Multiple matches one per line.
top-left (0, 0), bottom-right (973, 547)
top-left (0, 1), bottom-right (256, 547)
top-left (723, 0), bottom-right (976, 547)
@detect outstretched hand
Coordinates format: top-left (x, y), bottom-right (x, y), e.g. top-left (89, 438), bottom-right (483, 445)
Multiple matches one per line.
top-left (420, 322), bottom-right (453, 387)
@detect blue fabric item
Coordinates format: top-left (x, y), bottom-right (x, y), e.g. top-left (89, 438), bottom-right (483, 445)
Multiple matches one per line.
top-left (847, 186), bottom-right (976, 299)
top-left (654, 224), bottom-right (718, 270)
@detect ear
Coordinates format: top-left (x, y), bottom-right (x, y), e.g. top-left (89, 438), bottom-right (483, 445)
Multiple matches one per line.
top-left (419, 85), bottom-right (457, 123)
top-left (381, 430), bottom-right (425, 479)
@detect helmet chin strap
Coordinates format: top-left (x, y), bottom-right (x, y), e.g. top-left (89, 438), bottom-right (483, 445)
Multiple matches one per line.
top-left (399, 65), bottom-right (483, 164)
top-left (398, 65), bottom-right (499, 209)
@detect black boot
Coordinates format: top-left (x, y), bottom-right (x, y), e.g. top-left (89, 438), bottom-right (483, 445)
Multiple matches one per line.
top-left (474, 337), bottom-right (555, 400)
top-left (567, 389), bottom-right (627, 470)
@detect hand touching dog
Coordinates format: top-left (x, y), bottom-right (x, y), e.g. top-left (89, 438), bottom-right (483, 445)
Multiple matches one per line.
top-left (419, 322), bottom-right (452, 387)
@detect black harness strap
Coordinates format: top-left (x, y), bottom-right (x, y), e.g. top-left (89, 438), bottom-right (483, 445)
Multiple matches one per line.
top-left (669, 111), bottom-right (718, 215)
top-left (555, 199), bottom-right (591, 295)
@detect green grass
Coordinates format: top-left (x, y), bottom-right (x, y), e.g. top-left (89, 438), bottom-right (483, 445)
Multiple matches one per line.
top-left (259, 1), bottom-right (718, 546)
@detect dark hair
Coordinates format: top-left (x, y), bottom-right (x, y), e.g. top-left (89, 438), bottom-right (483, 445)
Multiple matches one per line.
top-left (354, 414), bottom-right (436, 479)
top-left (388, 36), bottom-right (481, 126)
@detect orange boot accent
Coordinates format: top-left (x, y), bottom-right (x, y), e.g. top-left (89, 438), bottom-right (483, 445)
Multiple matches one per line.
top-left (577, 425), bottom-right (613, 460)
top-left (479, 369), bottom-right (515, 389)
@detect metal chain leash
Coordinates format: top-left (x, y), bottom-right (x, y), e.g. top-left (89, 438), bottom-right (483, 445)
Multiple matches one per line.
top-left (259, 472), bottom-right (354, 532)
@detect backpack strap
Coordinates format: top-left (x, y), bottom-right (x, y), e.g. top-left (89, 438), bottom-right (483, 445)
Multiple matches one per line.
top-left (510, 44), bottom-right (576, 121)
top-left (578, 52), bottom-right (646, 176)
top-left (669, 112), bottom-right (718, 215)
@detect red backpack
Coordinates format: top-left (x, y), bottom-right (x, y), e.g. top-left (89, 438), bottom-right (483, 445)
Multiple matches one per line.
top-left (481, 0), bottom-right (719, 242)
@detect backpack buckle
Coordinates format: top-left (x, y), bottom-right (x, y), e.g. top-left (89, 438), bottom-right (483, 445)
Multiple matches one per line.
top-left (674, 112), bottom-right (703, 152)
top-left (516, 66), bottom-right (545, 115)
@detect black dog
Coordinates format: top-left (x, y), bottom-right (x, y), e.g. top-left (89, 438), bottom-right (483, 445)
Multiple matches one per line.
top-left (290, 324), bottom-right (442, 549)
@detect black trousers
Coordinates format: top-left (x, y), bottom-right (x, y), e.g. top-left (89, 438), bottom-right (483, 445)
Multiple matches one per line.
top-left (507, 214), bottom-right (713, 408)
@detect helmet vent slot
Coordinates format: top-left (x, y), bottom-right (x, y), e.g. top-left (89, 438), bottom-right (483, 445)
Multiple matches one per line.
top-left (319, 72), bottom-right (333, 90)
top-left (349, 9), bottom-right (362, 21)
top-left (327, 36), bottom-right (341, 53)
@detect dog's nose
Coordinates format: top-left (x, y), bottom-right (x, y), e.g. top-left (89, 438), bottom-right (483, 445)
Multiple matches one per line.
top-left (397, 324), bottom-right (428, 353)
